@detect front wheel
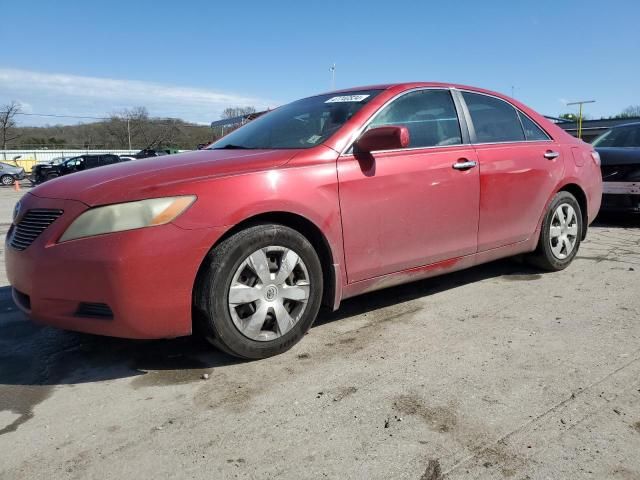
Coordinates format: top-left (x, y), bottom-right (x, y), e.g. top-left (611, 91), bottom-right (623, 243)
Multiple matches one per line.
top-left (527, 191), bottom-right (582, 271)
top-left (194, 224), bottom-right (323, 359)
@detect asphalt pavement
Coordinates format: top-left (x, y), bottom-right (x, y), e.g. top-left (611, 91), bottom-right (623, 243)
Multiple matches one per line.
top-left (1, 184), bottom-right (639, 479)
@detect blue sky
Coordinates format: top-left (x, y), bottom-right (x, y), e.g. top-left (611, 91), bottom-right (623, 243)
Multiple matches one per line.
top-left (1, 0), bottom-right (638, 125)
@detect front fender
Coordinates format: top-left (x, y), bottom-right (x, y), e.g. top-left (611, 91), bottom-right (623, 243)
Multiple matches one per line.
top-left (172, 150), bottom-right (345, 297)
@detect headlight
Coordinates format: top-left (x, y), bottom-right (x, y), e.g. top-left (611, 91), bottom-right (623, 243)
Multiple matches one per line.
top-left (59, 196), bottom-right (196, 242)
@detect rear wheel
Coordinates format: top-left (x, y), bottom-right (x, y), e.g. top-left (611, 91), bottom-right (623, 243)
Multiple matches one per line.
top-left (1, 175), bottom-right (14, 186)
top-left (527, 191), bottom-right (582, 271)
top-left (194, 224), bottom-right (323, 359)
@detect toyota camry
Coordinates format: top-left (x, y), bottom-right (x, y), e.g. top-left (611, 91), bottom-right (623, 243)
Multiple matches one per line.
top-left (5, 83), bottom-right (603, 359)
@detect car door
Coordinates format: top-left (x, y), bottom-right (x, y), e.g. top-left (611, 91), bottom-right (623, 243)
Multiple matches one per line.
top-left (338, 88), bottom-right (480, 283)
top-left (460, 91), bottom-right (565, 251)
top-left (62, 157), bottom-right (80, 174)
top-left (83, 156), bottom-right (99, 170)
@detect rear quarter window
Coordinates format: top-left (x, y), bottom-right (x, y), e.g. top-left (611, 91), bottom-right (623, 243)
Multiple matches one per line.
top-left (518, 112), bottom-right (550, 141)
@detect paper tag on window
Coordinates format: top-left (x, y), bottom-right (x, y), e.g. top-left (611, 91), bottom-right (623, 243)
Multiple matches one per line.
top-left (307, 135), bottom-right (322, 144)
top-left (325, 95), bottom-right (370, 103)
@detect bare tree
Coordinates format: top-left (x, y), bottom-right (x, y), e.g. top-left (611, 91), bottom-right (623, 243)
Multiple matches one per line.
top-left (7, 105), bottom-right (212, 150)
top-left (106, 107), bottom-right (151, 149)
top-left (221, 106), bottom-right (256, 120)
top-left (1, 101), bottom-right (22, 150)
top-left (617, 105), bottom-right (640, 119)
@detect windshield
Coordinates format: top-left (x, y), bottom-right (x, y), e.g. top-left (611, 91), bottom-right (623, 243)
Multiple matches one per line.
top-left (592, 124), bottom-right (640, 148)
top-left (210, 90), bottom-right (382, 150)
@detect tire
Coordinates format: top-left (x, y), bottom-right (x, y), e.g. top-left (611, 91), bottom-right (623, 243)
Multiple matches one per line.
top-left (194, 224), bottom-right (323, 359)
top-left (46, 173), bottom-right (59, 181)
top-left (527, 191), bottom-right (583, 271)
top-left (1, 175), bottom-right (14, 186)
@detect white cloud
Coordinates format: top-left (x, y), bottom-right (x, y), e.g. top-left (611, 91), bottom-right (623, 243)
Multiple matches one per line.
top-left (0, 68), bottom-right (275, 126)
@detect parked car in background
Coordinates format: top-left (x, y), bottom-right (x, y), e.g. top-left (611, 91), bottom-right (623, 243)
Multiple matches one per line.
top-left (6, 82), bottom-right (602, 359)
top-left (592, 122), bottom-right (640, 213)
top-left (32, 154), bottom-right (124, 183)
top-left (0, 161), bottom-right (26, 186)
top-left (120, 148), bottom-right (178, 161)
top-left (46, 156), bottom-right (74, 165)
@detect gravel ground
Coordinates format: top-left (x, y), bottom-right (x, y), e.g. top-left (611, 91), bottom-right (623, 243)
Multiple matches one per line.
top-left (1, 185), bottom-right (639, 480)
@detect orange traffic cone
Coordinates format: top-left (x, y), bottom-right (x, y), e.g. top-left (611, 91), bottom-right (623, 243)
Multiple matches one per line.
top-left (14, 180), bottom-right (20, 192)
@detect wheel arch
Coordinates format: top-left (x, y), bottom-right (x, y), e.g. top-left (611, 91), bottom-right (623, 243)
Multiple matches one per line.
top-left (557, 182), bottom-right (589, 240)
top-left (195, 210), bottom-right (338, 312)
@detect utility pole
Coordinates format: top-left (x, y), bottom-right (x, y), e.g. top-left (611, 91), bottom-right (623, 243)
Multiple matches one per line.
top-left (127, 117), bottom-right (132, 151)
top-left (330, 63), bottom-right (336, 90)
top-left (566, 100), bottom-right (596, 139)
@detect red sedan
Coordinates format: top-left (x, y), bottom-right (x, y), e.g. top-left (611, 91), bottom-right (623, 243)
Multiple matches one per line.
top-left (5, 83), bottom-right (602, 359)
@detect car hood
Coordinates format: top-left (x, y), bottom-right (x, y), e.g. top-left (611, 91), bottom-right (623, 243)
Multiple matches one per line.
top-left (596, 147), bottom-right (640, 166)
top-left (30, 149), bottom-right (301, 206)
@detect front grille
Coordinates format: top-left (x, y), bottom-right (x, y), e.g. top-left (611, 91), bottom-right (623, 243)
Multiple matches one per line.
top-left (601, 164), bottom-right (640, 182)
top-left (76, 302), bottom-right (114, 319)
top-left (9, 208), bottom-right (64, 251)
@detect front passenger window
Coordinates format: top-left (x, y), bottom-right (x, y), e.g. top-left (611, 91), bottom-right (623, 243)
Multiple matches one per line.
top-left (367, 89), bottom-right (462, 148)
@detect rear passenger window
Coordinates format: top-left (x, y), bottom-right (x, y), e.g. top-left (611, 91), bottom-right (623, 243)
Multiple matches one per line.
top-left (367, 89), bottom-right (462, 148)
top-left (518, 112), bottom-right (550, 141)
top-left (462, 92), bottom-right (525, 143)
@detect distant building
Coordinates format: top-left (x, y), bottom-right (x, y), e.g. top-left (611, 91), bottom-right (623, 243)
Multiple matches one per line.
top-left (549, 116), bottom-right (640, 143)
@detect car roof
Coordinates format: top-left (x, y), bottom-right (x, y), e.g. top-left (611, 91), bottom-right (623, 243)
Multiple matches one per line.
top-left (324, 81), bottom-right (502, 96)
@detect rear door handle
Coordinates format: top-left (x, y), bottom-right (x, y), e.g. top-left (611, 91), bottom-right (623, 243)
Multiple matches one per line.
top-left (452, 160), bottom-right (477, 170)
top-left (544, 151), bottom-right (560, 160)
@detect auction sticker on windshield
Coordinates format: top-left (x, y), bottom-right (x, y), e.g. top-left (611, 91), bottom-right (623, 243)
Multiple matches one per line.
top-left (325, 95), bottom-right (370, 103)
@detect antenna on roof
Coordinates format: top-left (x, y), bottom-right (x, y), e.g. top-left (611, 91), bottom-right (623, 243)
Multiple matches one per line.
top-left (330, 63), bottom-right (336, 90)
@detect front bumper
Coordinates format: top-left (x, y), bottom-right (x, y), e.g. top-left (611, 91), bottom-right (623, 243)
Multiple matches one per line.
top-left (5, 193), bottom-right (227, 339)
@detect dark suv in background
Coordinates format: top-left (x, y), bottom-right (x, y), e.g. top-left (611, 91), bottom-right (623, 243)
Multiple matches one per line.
top-left (593, 122), bottom-right (640, 213)
top-left (33, 154), bottom-right (125, 183)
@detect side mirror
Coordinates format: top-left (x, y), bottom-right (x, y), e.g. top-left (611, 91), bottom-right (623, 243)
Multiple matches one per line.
top-left (354, 126), bottom-right (410, 154)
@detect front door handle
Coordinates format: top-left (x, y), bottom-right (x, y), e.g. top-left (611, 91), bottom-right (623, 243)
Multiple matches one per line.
top-left (544, 151), bottom-right (560, 160)
top-left (452, 160), bottom-right (477, 170)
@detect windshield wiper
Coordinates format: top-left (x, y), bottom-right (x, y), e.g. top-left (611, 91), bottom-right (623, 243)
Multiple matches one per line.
top-left (212, 144), bottom-right (250, 150)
